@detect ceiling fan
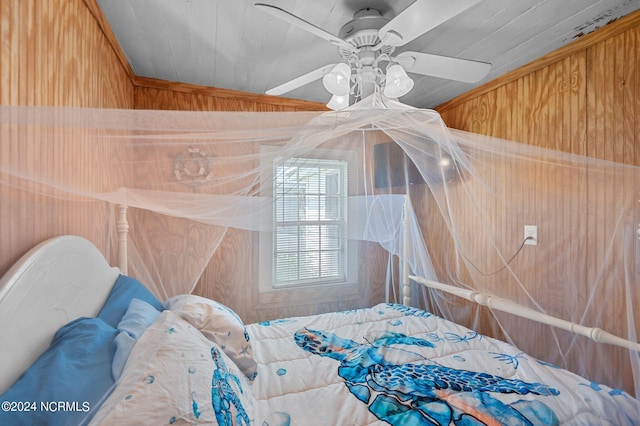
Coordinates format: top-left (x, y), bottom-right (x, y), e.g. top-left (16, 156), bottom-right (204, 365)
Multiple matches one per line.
top-left (255, 0), bottom-right (491, 109)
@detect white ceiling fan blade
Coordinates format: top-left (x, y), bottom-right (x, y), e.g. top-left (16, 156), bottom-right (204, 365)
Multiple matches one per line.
top-left (255, 3), bottom-right (354, 51)
top-left (377, 0), bottom-right (482, 48)
top-left (395, 51), bottom-right (490, 83)
top-left (265, 64), bottom-right (337, 96)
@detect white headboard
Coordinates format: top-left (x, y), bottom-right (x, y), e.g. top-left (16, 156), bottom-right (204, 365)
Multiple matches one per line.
top-left (0, 236), bottom-right (120, 394)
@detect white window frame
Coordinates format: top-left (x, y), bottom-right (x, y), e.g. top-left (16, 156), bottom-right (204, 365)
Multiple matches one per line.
top-left (259, 146), bottom-right (358, 292)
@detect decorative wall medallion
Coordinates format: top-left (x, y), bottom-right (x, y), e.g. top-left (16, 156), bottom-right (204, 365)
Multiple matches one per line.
top-left (173, 147), bottom-right (215, 187)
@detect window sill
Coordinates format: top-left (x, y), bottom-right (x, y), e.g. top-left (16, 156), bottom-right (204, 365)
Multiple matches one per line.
top-left (257, 281), bottom-right (363, 308)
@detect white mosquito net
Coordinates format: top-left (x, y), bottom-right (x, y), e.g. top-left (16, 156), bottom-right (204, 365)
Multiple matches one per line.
top-left (0, 95), bottom-right (638, 405)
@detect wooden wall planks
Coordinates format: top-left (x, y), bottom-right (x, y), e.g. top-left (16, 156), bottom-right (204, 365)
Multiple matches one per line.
top-left (439, 10), bottom-right (640, 164)
top-left (0, 0), bottom-right (134, 107)
top-left (134, 77), bottom-right (329, 112)
top-left (0, 0), bottom-right (135, 277)
top-left (435, 10), bottom-right (640, 394)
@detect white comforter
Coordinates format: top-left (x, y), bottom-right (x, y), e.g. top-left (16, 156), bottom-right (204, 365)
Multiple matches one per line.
top-left (92, 302), bottom-right (640, 425)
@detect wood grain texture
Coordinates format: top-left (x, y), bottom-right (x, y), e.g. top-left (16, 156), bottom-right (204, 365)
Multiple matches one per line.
top-left (82, 0), bottom-right (134, 82)
top-left (134, 77), bottom-right (329, 112)
top-left (0, 0), bottom-right (134, 107)
top-left (0, 0), bottom-right (134, 277)
top-left (438, 9), bottom-right (640, 115)
top-left (436, 14), bottom-right (640, 395)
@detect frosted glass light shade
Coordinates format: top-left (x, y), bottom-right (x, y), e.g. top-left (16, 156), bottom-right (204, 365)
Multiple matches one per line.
top-left (326, 94), bottom-right (349, 110)
top-left (383, 64), bottom-right (414, 98)
top-left (322, 63), bottom-right (351, 96)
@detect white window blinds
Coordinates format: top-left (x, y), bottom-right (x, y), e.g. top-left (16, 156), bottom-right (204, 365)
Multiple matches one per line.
top-left (273, 158), bottom-right (348, 286)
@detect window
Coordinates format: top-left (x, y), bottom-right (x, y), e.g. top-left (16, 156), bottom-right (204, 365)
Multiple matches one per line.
top-left (259, 149), bottom-right (357, 290)
top-left (274, 158), bottom-right (347, 286)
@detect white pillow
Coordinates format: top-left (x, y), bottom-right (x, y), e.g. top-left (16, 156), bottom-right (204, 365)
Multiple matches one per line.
top-left (165, 295), bottom-right (258, 380)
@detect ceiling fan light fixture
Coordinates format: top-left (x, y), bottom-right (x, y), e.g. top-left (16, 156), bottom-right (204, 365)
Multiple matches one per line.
top-left (326, 94), bottom-right (349, 110)
top-left (322, 63), bottom-right (351, 96)
top-left (383, 64), bottom-right (414, 98)
top-left (258, 2), bottom-right (494, 106)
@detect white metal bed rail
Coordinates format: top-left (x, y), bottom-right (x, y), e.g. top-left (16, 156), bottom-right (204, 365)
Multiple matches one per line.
top-left (410, 275), bottom-right (640, 353)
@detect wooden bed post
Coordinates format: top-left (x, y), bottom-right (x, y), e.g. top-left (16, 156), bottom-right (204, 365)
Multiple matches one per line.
top-left (117, 204), bottom-right (129, 275)
top-left (402, 195), bottom-right (411, 306)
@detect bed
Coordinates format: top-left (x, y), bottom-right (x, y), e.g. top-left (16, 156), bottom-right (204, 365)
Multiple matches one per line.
top-left (0, 235), bottom-right (638, 425)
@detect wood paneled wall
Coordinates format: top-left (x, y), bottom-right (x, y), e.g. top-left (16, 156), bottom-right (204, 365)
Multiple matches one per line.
top-left (433, 10), bottom-right (640, 394)
top-left (134, 77), bottom-right (328, 112)
top-left (437, 10), bottom-right (640, 163)
top-left (0, 0), bottom-right (134, 107)
top-left (0, 0), bottom-right (134, 277)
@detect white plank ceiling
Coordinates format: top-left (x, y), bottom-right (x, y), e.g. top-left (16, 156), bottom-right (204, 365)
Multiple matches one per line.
top-left (97, 0), bottom-right (640, 109)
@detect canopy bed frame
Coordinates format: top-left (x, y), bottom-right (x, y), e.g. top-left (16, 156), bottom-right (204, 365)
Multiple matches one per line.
top-left (0, 235), bottom-right (637, 425)
top-left (1, 200), bottom-right (638, 397)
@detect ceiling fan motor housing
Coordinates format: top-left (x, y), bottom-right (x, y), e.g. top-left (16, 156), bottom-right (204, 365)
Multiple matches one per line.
top-left (338, 8), bottom-right (392, 53)
top-left (336, 8), bottom-right (398, 97)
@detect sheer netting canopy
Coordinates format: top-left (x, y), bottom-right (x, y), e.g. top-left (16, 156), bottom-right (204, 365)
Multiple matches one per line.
top-left (1, 94), bottom-right (638, 403)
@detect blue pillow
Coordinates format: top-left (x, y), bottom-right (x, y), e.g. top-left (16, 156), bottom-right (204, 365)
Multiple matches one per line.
top-left (98, 274), bottom-right (163, 328)
top-left (112, 298), bottom-right (161, 380)
top-left (118, 298), bottom-right (161, 339)
top-left (112, 332), bottom-right (136, 382)
top-left (0, 317), bottom-right (117, 425)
